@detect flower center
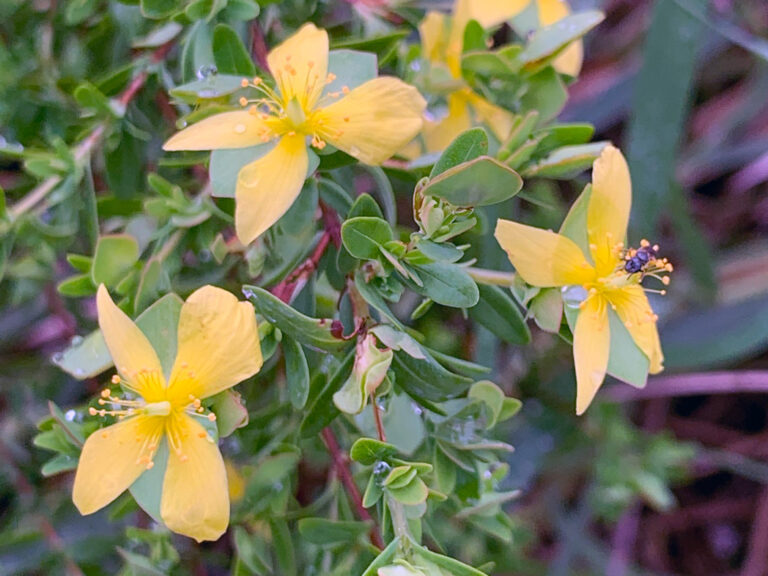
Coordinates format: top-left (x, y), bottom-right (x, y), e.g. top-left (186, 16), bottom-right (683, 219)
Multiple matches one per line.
top-left (238, 72), bottom-right (348, 151)
top-left (88, 371), bottom-right (218, 468)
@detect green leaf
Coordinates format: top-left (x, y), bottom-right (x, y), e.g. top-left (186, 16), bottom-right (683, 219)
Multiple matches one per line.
top-left (300, 351), bottom-right (355, 437)
top-left (662, 294), bottom-right (768, 371)
top-left (283, 336), bottom-right (310, 409)
top-left (244, 286), bottom-right (350, 352)
top-left (213, 24), bottom-right (257, 76)
top-left (528, 287), bottom-right (564, 333)
top-left (350, 438), bottom-right (399, 465)
top-left (626, 0), bottom-right (704, 232)
top-left (270, 518), bottom-right (296, 576)
top-left (405, 261), bottom-right (479, 309)
top-left (360, 538), bottom-right (401, 576)
top-left (533, 123), bottom-right (595, 156)
top-left (422, 157), bottom-right (523, 207)
top-left (65, 0), bottom-right (98, 26)
top-left (170, 74), bottom-right (246, 101)
top-left (225, 0), bottom-right (260, 20)
top-left (74, 82), bottom-right (116, 117)
top-left (209, 389), bottom-right (248, 438)
top-left (57, 274), bottom-right (96, 297)
top-left (210, 143), bottom-right (274, 198)
top-left (468, 380), bottom-right (505, 428)
top-left (341, 216), bottom-right (393, 260)
top-left (298, 518), bottom-right (371, 546)
top-left (411, 538), bottom-right (489, 575)
top-left (234, 527), bottom-right (271, 575)
top-left (391, 348), bottom-right (472, 403)
top-left (325, 50), bottom-right (378, 96)
top-left (519, 11), bottom-right (605, 66)
top-left (91, 234), bottom-right (140, 287)
top-left (520, 66), bottom-right (567, 123)
top-left (387, 476), bottom-right (428, 506)
top-left (140, 0), bottom-right (181, 19)
top-left (523, 142), bottom-right (608, 179)
top-left (185, 0), bottom-right (227, 20)
top-left (431, 128), bottom-right (488, 177)
top-left (469, 284), bottom-right (531, 344)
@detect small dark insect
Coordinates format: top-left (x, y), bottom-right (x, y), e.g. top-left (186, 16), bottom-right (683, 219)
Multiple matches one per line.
top-left (624, 244), bottom-right (657, 274)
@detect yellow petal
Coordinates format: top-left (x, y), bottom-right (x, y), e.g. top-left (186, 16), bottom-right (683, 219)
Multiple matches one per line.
top-left (168, 285), bottom-right (262, 402)
top-left (588, 145), bottom-right (632, 272)
top-left (573, 295), bottom-right (610, 414)
top-left (607, 285), bottom-right (664, 374)
top-left (163, 111), bottom-right (273, 151)
top-left (235, 133), bottom-right (309, 244)
top-left (267, 23), bottom-right (328, 111)
top-left (424, 92), bottom-right (473, 153)
top-left (317, 77), bottom-right (426, 165)
top-left (420, 11), bottom-right (450, 64)
top-left (536, 0), bottom-right (582, 75)
top-left (161, 415), bottom-right (229, 542)
top-left (73, 416), bottom-right (162, 514)
top-left (495, 219), bottom-right (595, 287)
top-left (465, 90), bottom-right (517, 142)
top-left (97, 285), bottom-right (165, 398)
top-left (457, 0), bottom-right (530, 29)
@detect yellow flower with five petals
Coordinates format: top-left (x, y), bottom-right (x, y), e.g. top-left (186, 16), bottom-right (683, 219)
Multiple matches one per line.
top-left (495, 146), bottom-right (671, 414)
top-left (164, 23), bottom-right (426, 245)
top-left (72, 285), bottom-right (263, 542)
top-left (419, 0), bottom-right (582, 153)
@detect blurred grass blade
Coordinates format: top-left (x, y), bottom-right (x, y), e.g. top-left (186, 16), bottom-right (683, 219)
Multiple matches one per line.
top-left (627, 0), bottom-right (704, 234)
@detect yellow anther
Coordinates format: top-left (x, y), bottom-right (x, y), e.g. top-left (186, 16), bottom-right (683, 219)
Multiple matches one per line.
top-left (252, 77), bottom-right (261, 85)
top-left (341, 85), bottom-right (350, 94)
top-left (198, 432), bottom-right (207, 438)
top-left (239, 97), bottom-right (248, 107)
top-left (146, 461), bottom-right (155, 470)
top-left (101, 431), bottom-right (109, 439)
top-left (241, 78), bottom-right (249, 88)
top-left (111, 375), bottom-right (121, 384)
top-left (207, 413), bottom-right (217, 422)
top-left (326, 73), bottom-right (336, 83)
top-left (102, 388), bottom-right (112, 398)
top-left (89, 407), bottom-right (98, 416)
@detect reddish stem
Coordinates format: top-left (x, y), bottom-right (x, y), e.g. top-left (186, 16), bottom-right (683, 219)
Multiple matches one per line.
top-left (321, 428), bottom-right (384, 549)
top-left (271, 201), bottom-right (339, 303)
top-left (608, 370), bottom-right (768, 402)
top-left (372, 393), bottom-right (387, 443)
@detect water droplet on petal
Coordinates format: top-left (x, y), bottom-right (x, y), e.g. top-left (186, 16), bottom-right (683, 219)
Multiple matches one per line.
top-left (234, 123), bottom-right (247, 134)
top-left (51, 352), bottom-right (64, 365)
top-left (562, 285), bottom-right (588, 309)
top-left (65, 409), bottom-right (76, 421)
top-left (69, 335), bottom-right (84, 347)
top-left (241, 287), bottom-right (255, 300)
top-left (196, 64), bottom-right (218, 80)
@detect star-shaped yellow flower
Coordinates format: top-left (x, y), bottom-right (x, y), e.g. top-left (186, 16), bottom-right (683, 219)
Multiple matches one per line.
top-left (495, 146), bottom-right (671, 414)
top-left (72, 285), bottom-right (263, 542)
top-left (164, 23), bottom-right (426, 245)
top-left (419, 0), bottom-right (582, 153)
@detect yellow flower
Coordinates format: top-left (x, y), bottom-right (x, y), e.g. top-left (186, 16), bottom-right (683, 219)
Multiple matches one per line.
top-left (495, 146), bottom-right (671, 414)
top-left (419, 0), bottom-right (581, 153)
top-left (164, 23), bottom-right (426, 245)
top-left (72, 285), bottom-right (263, 542)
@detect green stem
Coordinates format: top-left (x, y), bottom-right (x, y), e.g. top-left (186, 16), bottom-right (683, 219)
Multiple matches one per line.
top-left (466, 267), bottom-right (516, 287)
top-left (387, 495), bottom-right (410, 545)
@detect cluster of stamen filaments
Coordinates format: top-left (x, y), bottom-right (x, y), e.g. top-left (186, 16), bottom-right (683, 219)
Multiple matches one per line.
top-left (89, 369), bottom-right (217, 468)
top-left (576, 238), bottom-right (674, 329)
top-left (235, 57), bottom-right (348, 150)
